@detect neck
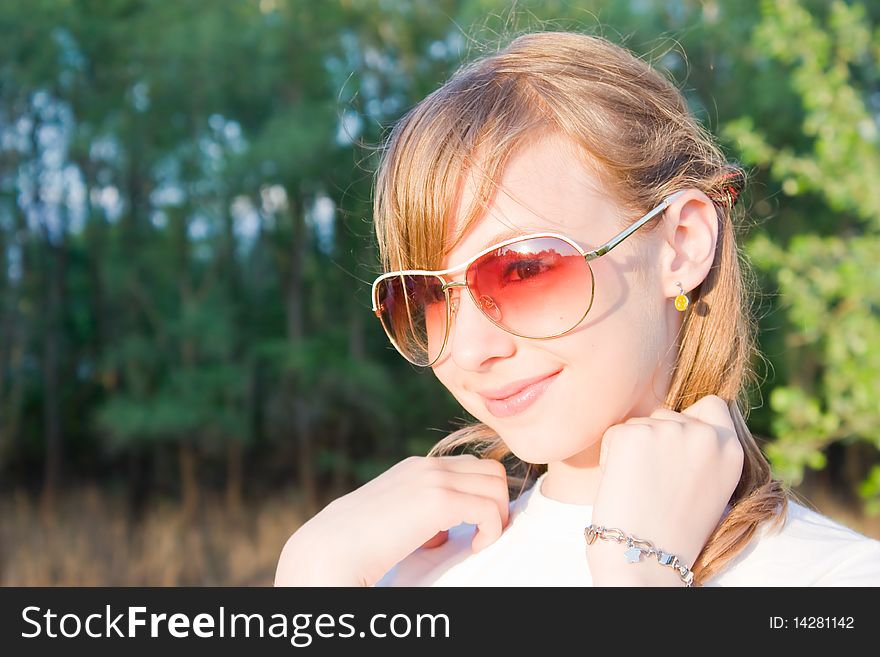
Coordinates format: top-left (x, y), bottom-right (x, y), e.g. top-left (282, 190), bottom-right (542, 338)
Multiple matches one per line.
top-left (541, 438), bottom-right (603, 505)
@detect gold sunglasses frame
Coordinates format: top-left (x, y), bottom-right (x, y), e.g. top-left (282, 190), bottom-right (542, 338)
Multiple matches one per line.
top-left (371, 190), bottom-right (686, 366)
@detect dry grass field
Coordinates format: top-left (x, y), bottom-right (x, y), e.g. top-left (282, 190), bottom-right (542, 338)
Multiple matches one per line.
top-left (0, 486), bottom-right (307, 586)
top-left (2, 477), bottom-right (878, 586)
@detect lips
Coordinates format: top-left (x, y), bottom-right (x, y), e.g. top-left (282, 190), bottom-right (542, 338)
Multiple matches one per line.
top-left (478, 369), bottom-right (562, 401)
top-left (479, 370), bottom-right (561, 418)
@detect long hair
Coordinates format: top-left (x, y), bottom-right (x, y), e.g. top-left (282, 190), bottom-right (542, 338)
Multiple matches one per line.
top-left (372, 31), bottom-right (790, 586)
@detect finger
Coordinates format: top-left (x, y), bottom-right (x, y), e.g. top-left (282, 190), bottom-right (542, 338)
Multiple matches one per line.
top-left (434, 454), bottom-right (509, 479)
top-left (679, 394), bottom-right (736, 433)
top-left (599, 419), bottom-right (655, 471)
top-left (436, 489), bottom-right (504, 553)
top-left (624, 416), bottom-right (684, 431)
top-left (647, 407), bottom-right (687, 422)
top-left (619, 407), bottom-right (684, 425)
top-left (443, 471), bottom-right (510, 528)
top-left (432, 456), bottom-right (510, 524)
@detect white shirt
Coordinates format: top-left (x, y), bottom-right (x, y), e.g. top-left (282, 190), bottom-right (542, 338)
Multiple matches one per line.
top-left (375, 471), bottom-right (880, 586)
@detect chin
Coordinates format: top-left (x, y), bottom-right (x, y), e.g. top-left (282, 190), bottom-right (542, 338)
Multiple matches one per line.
top-left (498, 426), bottom-right (598, 464)
top-left (497, 437), bottom-right (572, 466)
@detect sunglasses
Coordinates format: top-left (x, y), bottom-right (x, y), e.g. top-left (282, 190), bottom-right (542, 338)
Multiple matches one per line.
top-left (371, 190), bottom-right (686, 366)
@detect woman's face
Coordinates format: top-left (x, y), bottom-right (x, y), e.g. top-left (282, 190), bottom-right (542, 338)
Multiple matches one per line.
top-left (430, 132), bottom-right (683, 465)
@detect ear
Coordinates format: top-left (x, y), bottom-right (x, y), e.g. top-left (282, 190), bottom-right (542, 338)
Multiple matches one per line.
top-left (657, 189), bottom-right (719, 299)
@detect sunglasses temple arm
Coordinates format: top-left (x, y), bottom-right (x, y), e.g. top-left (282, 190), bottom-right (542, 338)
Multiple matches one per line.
top-left (584, 191), bottom-right (685, 260)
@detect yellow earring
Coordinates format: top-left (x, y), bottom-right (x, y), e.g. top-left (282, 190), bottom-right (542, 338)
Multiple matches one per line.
top-left (674, 282), bottom-right (689, 312)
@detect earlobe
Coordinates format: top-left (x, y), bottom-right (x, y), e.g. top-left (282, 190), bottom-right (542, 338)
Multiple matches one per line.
top-left (660, 190), bottom-right (718, 298)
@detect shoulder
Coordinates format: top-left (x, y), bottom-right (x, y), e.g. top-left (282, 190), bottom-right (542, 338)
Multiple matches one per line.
top-left (706, 498), bottom-right (880, 586)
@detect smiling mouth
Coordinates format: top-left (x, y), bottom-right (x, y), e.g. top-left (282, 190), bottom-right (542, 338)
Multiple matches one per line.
top-left (479, 370), bottom-right (562, 418)
top-left (478, 369), bottom-right (563, 401)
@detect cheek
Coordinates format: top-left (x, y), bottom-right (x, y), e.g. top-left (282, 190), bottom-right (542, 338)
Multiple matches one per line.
top-left (583, 256), bottom-right (662, 375)
top-left (546, 325), bottom-right (643, 431)
top-left (430, 361), bottom-right (455, 389)
top-left (500, 302), bottom-right (655, 462)
top-left (431, 364), bottom-right (478, 418)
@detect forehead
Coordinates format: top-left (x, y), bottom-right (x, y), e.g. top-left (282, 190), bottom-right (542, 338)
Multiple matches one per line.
top-left (442, 132), bottom-right (616, 267)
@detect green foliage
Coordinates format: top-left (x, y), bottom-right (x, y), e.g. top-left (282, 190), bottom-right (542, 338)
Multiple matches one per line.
top-left (859, 465), bottom-right (880, 515)
top-left (728, 0), bottom-right (880, 223)
top-left (725, 0), bottom-right (880, 511)
top-left (1, 0), bottom-right (878, 515)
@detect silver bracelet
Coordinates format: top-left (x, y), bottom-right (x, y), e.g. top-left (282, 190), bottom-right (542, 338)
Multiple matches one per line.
top-left (584, 524), bottom-right (696, 587)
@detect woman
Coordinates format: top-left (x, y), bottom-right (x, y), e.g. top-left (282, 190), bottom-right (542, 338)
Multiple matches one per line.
top-left (275, 31), bottom-right (880, 586)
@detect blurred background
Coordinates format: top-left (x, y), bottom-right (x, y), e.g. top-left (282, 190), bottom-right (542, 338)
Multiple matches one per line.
top-left (1, 0), bottom-right (879, 585)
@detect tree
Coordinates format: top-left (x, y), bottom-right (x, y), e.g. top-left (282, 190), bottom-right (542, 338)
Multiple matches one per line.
top-left (725, 0), bottom-right (880, 512)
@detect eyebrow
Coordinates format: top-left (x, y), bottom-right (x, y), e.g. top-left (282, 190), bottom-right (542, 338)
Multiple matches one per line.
top-left (480, 226), bottom-right (544, 250)
top-left (442, 226), bottom-right (543, 265)
top-left (483, 224), bottom-right (598, 251)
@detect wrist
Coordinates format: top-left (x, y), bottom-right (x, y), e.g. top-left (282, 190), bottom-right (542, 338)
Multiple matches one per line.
top-left (586, 539), bottom-right (686, 587)
top-left (584, 524), bottom-right (696, 587)
top-left (275, 524), bottom-right (365, 587)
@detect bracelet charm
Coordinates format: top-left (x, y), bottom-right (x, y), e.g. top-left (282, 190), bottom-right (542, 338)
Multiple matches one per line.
top-left (584, 524), bottom-right (696, 587)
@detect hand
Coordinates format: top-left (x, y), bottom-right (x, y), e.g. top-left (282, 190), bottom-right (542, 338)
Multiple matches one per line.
top-left (274, 454), bottom-right (510, 587)
top-left (588, 394), bottom-right (744, 584)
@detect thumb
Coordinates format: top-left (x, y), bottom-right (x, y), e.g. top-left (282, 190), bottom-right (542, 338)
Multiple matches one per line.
top-left (679, 394), bottom-right (736, 432)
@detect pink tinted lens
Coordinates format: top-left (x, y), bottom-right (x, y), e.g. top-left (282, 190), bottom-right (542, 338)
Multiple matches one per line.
top-left (375, 273), bottom-right (448, 365)
top-left (466, 237), bottom-right (593, 337)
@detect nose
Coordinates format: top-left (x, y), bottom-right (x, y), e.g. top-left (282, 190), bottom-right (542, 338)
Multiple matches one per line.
top-left (444, 283), bottom-right (516, 370)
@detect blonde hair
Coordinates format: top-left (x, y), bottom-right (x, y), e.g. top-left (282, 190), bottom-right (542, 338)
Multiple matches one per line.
top-left (372, 31), bottom-right (790, 586)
